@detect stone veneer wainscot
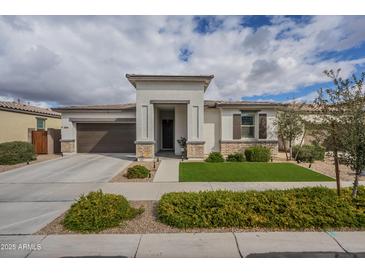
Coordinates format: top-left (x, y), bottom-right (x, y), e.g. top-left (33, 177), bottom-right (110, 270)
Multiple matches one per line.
top-left (220, 140), bottom-right (278, 157)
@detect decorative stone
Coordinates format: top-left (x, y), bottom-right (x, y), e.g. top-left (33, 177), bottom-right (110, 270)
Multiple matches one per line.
top-left (220, 140), bottom-right (278, 157)
top-left (187, 141), bottom-right (205, 159)
top-left (136, 143), bottom-right (155, 159)
top-left (61, 140), bottom-right (75, 153)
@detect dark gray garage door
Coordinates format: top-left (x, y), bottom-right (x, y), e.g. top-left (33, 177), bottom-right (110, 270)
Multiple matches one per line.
top-left (77, 123), bottom-right (136, 153)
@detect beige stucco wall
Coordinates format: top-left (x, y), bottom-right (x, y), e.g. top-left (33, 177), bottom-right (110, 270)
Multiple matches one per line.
top-left (174, 104), bottom-right (187, 155)
top-left (203, 108), bottom-right (221, 154)
top-left (220, 108), bottom-right (278, 141)
top-left (135, 81), bottom-right (205, 143)
top-left (0, 110), bottom-right (61, 143)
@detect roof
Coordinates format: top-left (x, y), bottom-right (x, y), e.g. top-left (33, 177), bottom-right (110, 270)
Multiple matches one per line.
top-left (126, 74), bottom-right (214, 91)
top-left (0, 101), bottom-right (61, 118)
top-left (53, 103), bottom-right (136, 112)
top-left (54, 100), bottom-right (283, 112)
top-left (205, 100), bottom-right (285, 108)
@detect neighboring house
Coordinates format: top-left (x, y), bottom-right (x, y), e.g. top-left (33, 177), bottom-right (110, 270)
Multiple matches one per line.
top-left (0, 101), bottom-right (61, 154)
top-left (55, 75), bottom-right (282, 159)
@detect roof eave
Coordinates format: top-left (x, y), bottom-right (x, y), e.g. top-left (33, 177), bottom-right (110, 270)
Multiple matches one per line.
top-left (0, 106), bottom-right (61, 118)
top-left (216, 103), bottom-right (283, 109)
top-left (125, 74), bottom-right (214, 91)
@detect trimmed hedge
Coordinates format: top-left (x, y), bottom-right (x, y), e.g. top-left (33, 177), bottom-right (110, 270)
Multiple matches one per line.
top-left (205, 152), bottom-right (224, 163)
top-left (244, 146), bottom-right (271, 162)
top-left (292, 144), bottom-right (325, 163)
top-left (226, 153), bottom-right (245, 162)
top-left (63, 190), bottom-right (143, 232)
top-left (0, 141), bottom-right (36, 165)
top-left (126, 165), bottom-right (150, 179)
top-left (158, 187), bottom-right (365, 229)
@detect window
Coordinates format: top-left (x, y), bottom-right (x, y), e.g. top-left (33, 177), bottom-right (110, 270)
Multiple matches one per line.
top-left (241, 112), bottom-right (255, 138)
top-left (36, 118), bottom-right (46, 130)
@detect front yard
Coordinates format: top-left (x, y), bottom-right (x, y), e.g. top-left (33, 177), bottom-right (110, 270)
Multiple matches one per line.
top-left (179, 162), bottom-right (335, 182)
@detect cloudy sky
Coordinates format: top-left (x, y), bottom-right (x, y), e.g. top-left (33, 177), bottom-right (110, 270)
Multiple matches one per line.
top-left (0, 15), bottom-right (365, 108)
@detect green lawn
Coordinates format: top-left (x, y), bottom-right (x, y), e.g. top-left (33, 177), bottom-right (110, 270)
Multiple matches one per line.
top-left (179, 162), bottom-right (335, 182)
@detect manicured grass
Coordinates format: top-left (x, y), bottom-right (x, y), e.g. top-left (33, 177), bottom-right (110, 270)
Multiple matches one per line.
top-left (179, 162), bottom-right (335, 182)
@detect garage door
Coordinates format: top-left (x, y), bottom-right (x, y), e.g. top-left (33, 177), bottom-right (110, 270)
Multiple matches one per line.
top-left (77, 123), bottom-right (136, 153)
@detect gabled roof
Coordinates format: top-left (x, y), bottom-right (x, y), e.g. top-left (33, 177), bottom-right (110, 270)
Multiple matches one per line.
top-left (0, 101), bottom-right (61, 118)
top-left (126, 74), bottom-right (214, 91)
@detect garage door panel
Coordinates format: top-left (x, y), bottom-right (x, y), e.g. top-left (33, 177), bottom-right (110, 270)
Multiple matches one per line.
top-left (77, 123), bottom-right (136, 153)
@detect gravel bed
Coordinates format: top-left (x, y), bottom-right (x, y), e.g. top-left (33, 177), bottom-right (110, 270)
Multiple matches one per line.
top-left (110, 161), bottom-right (160, 183)
top-left (0, 154), bottom-right (61, 173)
top-left (35, 201), bottom-right (364, 235)
top-left (274, 152), bottom-right (363, 182)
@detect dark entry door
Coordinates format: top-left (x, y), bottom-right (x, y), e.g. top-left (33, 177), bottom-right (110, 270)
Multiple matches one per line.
top-left (162, 119), bottom-right (174, 149)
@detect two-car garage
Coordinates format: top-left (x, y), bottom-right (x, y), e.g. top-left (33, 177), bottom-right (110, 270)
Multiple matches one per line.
top-left (76, 123), bottom-right (136, 153)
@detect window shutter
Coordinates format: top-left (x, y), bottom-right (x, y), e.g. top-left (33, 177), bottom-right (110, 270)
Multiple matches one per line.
top-left (259, 113), bottom-right (267, 139)
top-left (233, 114), bottom-right (241, 139)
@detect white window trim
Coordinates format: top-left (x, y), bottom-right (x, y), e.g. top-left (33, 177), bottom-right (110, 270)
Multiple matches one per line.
top-left (36, 117), bottom-right (46, 130)
top-left (240, 111), bottom-right (256, 140)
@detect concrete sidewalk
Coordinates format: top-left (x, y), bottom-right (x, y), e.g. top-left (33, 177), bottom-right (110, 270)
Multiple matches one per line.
top-left (101, 181), bottom-right (363, 200)
top-left (1, 232), bottom-right (364, 258)
top-left (153, 158), bottom-right (180, 182)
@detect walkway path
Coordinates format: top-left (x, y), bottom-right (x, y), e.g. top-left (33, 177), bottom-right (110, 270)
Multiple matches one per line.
top-left (1, 232), bottom-right (364, 258)
top-left (153, 158), bottom-right (180, 182)
top-left (101, 181), bottom-right (364, 200)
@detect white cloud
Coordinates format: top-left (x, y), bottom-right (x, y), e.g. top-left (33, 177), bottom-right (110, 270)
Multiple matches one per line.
top-left (0, 15), bottom-right (365, 106)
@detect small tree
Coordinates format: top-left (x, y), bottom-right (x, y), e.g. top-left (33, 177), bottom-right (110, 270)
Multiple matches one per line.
top-left (315, 69), bottom-right (365, 198)
top-left (275, 101), bottom-right (304, 160)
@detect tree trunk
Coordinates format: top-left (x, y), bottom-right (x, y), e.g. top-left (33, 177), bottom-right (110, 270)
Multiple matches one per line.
top-left (333, 148), bottom-right (341, 196)
top-left (282, 137), bottom-right (289, 161)
top-left (352, 172), bottom-right (359, 198)
top-left (294, 128), bottom-right (307, 161)
top-left (289, 140), bottom-right (292, 160)
top-left (331, 123), bottom-right (341, 196)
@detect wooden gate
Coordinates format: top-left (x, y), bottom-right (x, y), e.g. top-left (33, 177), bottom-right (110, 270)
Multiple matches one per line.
top-left (32, 130), bottom-right (48, 154)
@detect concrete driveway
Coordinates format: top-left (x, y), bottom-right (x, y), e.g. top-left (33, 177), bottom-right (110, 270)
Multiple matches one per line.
top-left (0, 153), bottom-right (133, 234)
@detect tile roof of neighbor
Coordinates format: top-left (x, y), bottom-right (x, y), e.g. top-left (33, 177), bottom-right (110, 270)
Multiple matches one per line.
top-left (0, 101), bottom-right (61, 118)
top-left (55, 100), bottom-right (284, 111)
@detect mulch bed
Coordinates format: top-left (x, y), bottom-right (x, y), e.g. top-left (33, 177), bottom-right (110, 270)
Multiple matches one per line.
top-left (35, 201), bottom-right (364, 235)
top-left (110, 161), bottom-right (160, 183)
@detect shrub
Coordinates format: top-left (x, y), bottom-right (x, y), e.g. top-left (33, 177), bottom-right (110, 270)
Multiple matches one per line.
top-left (63, 190), bottom-right (143, 232)
top-left (226, 152), bottom-right (245, 162)
top-left (292, 144), bottom-right (325, 163)
top-left (126, 165), bottom-right (150, 179)
top-left (158, 186), bottom-right (365, 229)
top-left (205, 152), bottom-right (224, 163)
top-left (0, 141), bottom-right (36, 165)
top-left (244, 146), bottom-right (271, 162)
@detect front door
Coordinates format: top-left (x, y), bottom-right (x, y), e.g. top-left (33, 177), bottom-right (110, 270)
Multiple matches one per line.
top-left (162, 119), bottom-right (174, 150)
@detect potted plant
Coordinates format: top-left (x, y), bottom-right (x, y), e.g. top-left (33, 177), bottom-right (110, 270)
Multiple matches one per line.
top-left (177, 137), bottom-right (187, 160)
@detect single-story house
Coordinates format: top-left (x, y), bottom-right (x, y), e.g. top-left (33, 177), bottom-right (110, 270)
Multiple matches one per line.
top-left (0, 101), bottom-right (62, 154)
top-left (55, 74), bottom-right (283, 160)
